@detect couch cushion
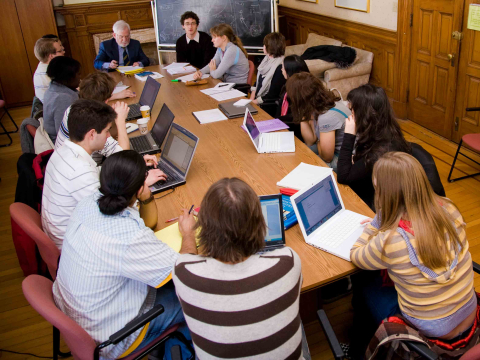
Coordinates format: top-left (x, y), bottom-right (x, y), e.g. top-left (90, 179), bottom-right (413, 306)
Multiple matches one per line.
top-left (341, 44), bottom-right (374, 65)
top-left (305, 59), bottom-right (337, 77)
top-left (304, 33), bottom-right (342, 52)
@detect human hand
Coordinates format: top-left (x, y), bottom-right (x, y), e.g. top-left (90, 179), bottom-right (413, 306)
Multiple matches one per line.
top-left (360, 218), bottom-right (373, 225)
top-left (109, 60), bottom-right (118, 69)
top-left (193, 71), bottom-right (202, 80)
top-left (345, 114), bottom-right (356, 135)
top-left (112, 101), bottom-right (129, 125)
top-left (132, 62), bottom-right (140, 67)
top-left (110, 89), bottom-right (136, 101)
top-left (178, 208), bottom-right (196, 238)
top-left (145, 169), bottom-right (167, 186)
top-left (209, 59), bottom-right (216, 71)
top-left (143, 154), bottom-right (158, 168)
top-left (252, 99), bottom-right (258, 105)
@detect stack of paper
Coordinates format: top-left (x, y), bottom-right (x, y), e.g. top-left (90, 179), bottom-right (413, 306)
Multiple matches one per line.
top-left (134, 72), bottom-right (164, 81)
top-left (163, 62), bottom-right (189, 70)
top-left (192, 109), bottom-right (228, 124)
top-left (112, 82), bottom-right (130, 94)
top-left (167, 66), bottom-right (196, 75)
top-left (116, 66), bottom-right (144, 75)
top-left (277, 162), bottom-right (333, 190)
top-left (210, 89), bottom-right (247, 101)
top-left (241, 119), bottom-right (289, 133)
top-left (176, 73), bottom-right (209, 82)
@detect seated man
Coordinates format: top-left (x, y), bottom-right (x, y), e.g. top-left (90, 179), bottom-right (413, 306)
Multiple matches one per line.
top-left (33, 36), bottom-right (65, 102)
top-left (94, 20), bottom-right (150, 71)
top-left (53, 150), bottom-right (196, 359)
top-left (175, 11), bottom-right (215, 69)
top-left (172, 178), bottom-right (311, 360)
top-left (42, 99), bottom-right (166, 250)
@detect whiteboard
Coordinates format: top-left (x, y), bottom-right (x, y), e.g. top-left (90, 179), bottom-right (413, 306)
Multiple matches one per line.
top-left (335, 0), bottom-right (370, 13)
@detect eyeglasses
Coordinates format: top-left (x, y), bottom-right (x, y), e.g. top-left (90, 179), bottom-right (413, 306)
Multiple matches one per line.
top-left (184, 22), bottom-right (197, 26)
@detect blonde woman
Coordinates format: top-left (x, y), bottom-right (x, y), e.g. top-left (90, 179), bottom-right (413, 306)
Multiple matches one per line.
top-left (351, 152), bottom-right (475, 344)
top-left (193, 23), bottom-right (249, 84)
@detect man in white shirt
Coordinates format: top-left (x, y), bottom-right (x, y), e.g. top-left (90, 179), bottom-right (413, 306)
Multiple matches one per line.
top-left (33, 36), bottom-right (65, 102)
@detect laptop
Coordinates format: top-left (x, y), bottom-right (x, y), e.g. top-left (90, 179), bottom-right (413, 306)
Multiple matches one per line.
top-left (129, 104), bottom-right (175, 155)
top-left (148, 123), bottom-right (199, 194)
top-left (243, 109), bottom-right (295, 153)
top-left (291, 172), bottom-right (366, 261)
top-left (259, 194), bottom-right (286, 252)
top-left (219, 100), bottom-right (258, 119)
top-left (126, 77), bottom-right (161, 121)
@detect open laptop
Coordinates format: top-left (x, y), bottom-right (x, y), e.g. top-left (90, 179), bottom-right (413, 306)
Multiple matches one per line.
top-left (259, 194), bottom-right (286, 252)
top-left (126, 77), bottom-right (161, 121)
top-left (219, 100), bottom-right (258, 119)
top-left (149, 123), bottom-right (198, 194)
top-left (129, 104), bottom-right (175, 155)
top-left (243, 109), bottom-right (295, 153)
top-left (291, 172), bottom-right (366, 261)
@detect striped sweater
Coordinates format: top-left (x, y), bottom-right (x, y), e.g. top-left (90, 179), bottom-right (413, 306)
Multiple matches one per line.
top-left (172, 247), bottom-right (303, 359)
top-left (351, 200), bottom-right (475, 337)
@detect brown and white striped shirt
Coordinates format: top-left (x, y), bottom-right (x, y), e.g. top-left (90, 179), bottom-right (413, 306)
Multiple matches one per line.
top-left (172, 247), bottom-right (303, 359)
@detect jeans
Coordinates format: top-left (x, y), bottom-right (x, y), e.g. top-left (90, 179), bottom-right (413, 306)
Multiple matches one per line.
top-left (308, 144), bottom-right (339, 172)
top-left (135, 281), bottom-right (193, 360)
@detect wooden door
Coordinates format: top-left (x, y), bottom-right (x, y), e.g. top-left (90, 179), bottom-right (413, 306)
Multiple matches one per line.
top-left (408, 0), bottom-right (465, 139)
top-left (452, 1), bottom-right (480, 142)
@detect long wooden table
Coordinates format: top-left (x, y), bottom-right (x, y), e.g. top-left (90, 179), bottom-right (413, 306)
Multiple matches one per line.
top-left (110, 65), bottom-right (374, 292)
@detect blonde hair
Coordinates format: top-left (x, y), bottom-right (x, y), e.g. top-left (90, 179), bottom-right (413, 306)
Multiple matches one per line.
top-left (34, 38), bottom-right (59, 63)
top-left (372, 152), bottom-right (461, 269)
top-left (210, 23), bottom-right (248, 58)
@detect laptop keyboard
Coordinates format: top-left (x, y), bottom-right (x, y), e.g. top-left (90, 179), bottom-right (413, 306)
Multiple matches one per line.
top-left (127, 104), bottom-right (141, 119)
top-left (316, 212), bottom-right (362, 249)
top-left (130, 136), bottom-right (151, 153)
top-left (152, 164), bottom-right (181, 188)
top-left (262, 134), bottom-right (281, 152)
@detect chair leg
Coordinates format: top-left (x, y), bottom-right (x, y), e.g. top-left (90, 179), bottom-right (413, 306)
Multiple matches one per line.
top-left (3, 107), bottom-right (19, 133)
top-left (53, 326), bottom-right (72, 359)
top-left (0, 113), bottom-right (13, 147)
top-left (448, 139), bottom-right (480, 182)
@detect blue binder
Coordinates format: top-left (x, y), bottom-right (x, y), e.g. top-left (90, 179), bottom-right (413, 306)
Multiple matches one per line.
top-left (282, 195), bottom-right (298, 230)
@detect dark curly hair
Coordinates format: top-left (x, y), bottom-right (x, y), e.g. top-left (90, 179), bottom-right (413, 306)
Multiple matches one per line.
top-left (180, 11), bottom-right (199, 26)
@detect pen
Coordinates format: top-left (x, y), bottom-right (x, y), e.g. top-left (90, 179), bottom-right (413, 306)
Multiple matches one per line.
top-left (164, 205), bottom-right (195, 223)
top-left (188, 204), bottom-right (195, 214)
top-left (218, 84), bottom-right (229, 87)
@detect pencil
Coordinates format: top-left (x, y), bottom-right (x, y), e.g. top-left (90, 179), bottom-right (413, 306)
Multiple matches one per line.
top-left (188, 205), bottom-right (195, 214)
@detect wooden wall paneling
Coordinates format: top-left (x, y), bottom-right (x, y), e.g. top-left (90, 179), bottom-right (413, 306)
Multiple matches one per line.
top-left (15, 0), bottom-right (58, 75)
top-left (0, 0), bottom-right (35, 106)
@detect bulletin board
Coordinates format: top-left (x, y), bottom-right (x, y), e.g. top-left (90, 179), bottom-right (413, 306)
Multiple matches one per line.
top-left (335, 0), bottom-right (370, 13)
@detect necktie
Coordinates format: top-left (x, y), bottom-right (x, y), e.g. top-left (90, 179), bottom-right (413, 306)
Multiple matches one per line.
top-left (122, 47), bottom-right (130, 66)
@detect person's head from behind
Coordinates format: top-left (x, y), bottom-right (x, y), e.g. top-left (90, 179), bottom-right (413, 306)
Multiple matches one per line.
top-left (34, 37), bottom-right (65, 64)
top-left (98, 150), bottom-right (147, 216)
top-left (79, 72), bottom-right (116, 103)
top-left (180, 11), bottom-right (199, 37)
top-left (113, 20), bottom-right (131, 47)
top-left (47, 56), bottom-right (81, 90)
top-left (196, 178), bottom-right (266, 264)
top-left (286, 72), bottom-right (338, 123)
top-left (68, 99), bottom-right (116, 151)
top-left (209, 23), bottom-right (248, 58)
top-left (373, 152), bottom-right (461, 269)
top-left (282, 55), bottom-right (309, 80)
top-left (263, 32), bottom-right (285, 59)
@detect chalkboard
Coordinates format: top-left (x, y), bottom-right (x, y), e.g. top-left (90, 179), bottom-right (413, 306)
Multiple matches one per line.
top-left (154, 0), bottom-right (274, 51)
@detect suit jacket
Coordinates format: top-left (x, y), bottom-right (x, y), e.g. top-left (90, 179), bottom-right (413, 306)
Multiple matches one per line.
top-left (93, 38), bottom-right (150, 70)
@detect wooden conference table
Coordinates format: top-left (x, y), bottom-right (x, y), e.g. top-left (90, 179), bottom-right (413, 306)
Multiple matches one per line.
top-left (110, 65), bottom-right (374, 293)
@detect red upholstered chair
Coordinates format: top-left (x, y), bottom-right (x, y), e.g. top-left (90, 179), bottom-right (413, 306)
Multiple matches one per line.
top-left (461, 343), bottom-right (480, 359)
top-left (10, 203), bottom-right (59, 280)
top-left (22, 275), bottom-right (192, 360)
top-left (447, 133), bottom-right (480, 182)
top-left (247, 60), bottom-right (255, 85)
top-left (0, 99), bottom-right (19, 147)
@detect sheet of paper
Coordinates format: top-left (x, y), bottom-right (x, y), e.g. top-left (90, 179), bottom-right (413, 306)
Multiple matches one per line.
top-left (200, 87), bottom-right (230, 95)
top-left (167, 66), bottom-right (196, 75)
top-left (234, 99), bottom-right (252, 107)
top-left (468, 4), bottom-right (480, 31)
top-left (163, 62), bottom-right (190, 70)
top-left (214, 82), bottom-right (235, 90)
top-left (210, 89), bottom-right (246, 101)
top-left (276, 162), bottom-right (333, 190)
top-left (117, 66), bottom-right (143, 73)
top-left (134, 72), bottom-right (164, 81)
top-left (241, 119), bottom-right (289, 133)
top-left (176, 73), bottom-right (209, 82)
top-left (192, 109), bottom-right (228, 124)
top-left (112, 84), bottom-right (130, 94)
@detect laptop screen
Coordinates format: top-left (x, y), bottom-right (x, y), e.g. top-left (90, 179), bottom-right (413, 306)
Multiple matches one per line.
top-left (245, 110), bottom-right (260, 149)
top-left (294, 175), bottom-right (342, 236)
top-left (139, 77), bottom-right (161, 108)
top-left (161, 124), bottom-right (197, 176)
top-left (259, 195), bottom-right (285, 247)
top-left (151, 104), bottom-right (175, 145)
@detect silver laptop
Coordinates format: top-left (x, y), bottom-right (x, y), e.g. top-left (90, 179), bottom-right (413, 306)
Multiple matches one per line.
top-left (129, 104), bottom-right (175, 156)
top-left (259, 194), bottom-right (286, 252)
top-left (219, 100), bottom-right (258, 119)
top-left (148, 123), bottom-right (198, 194)
top-left (243, 109), bottom-right (295, 153)
top-left (291, 172), bottom-right (366, 261)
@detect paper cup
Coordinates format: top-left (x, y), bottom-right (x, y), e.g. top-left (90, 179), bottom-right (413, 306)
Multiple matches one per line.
top-left (137, 117), bottom-right (150, 134)
top-left (140, 105), bottom-right (151, 118)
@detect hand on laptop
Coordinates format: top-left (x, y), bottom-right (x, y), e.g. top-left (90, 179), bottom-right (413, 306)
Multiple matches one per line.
top-left (145, 169), bottom-right (167, 186)
top-left (109, 89), bottom-right (136, 101)
top-left (360, 218), bottom-right (373, 225)
top-left (112, 102), bottom-right (129, 125)
top-left (143, 154), bottom-right (158, 168)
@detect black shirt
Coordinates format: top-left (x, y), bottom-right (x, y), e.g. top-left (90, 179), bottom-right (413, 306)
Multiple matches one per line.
top-left (175, 32), bottom-right (216, 69)
top-left (255, 65), bottom-right (286, 103)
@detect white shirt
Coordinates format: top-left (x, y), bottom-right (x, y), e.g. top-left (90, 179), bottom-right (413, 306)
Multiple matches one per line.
top-left (53, 192), bottom-right (179, 358)
top-left (33, 62), bottom-right (51, 103)
top-left (41, 140), bottom-right (100, 250)
top-left (55, 106), bottom-right (123, 165)
top-left (186, 31), bottom-right (200, 44)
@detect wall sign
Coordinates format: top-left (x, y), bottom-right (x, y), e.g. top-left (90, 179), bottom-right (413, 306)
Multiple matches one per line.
top-left (335, 0), bottom-right (370, 13)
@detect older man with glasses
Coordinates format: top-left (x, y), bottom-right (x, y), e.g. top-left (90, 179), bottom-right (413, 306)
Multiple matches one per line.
top-left (94, 20), bottom-right (150, 71)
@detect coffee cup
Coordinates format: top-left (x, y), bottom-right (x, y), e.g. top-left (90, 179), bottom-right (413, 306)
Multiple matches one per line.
top-left (140, 105), bottom-right (151, 118)
top-left (137, 117), bottom-right (149, 135)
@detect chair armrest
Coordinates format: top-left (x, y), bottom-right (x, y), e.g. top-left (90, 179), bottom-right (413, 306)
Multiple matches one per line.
top-left (285, 44), bottom-right (305, 57)
top-left (473, 261), bottom-right (480, 274)
top-left (171, 345), bottom-right (182, 360)
top-left (324, 62), bottom-right (372, 82)
top-left (404, 341), bottom-right (438, 359)
top-left (317, 309), bottom-right (345, 360)
top-left (109, 304), bottom-right (164, 344)
top-left (233, 83), bottom-right (251, 95)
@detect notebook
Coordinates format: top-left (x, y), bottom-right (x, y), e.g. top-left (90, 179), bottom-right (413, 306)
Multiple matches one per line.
top-left (219, 99), bottom-right (257, 119)
top-left (276, 162), bottom-right (333, 190)
top-left (154, 222), bottom-right (200, 253)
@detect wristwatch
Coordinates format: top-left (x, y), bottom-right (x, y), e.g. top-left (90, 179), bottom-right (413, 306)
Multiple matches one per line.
top-left (139, 194), bottom-right (154, 206)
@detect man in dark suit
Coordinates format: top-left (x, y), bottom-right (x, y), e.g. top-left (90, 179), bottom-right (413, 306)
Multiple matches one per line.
top-left (94, 20), bottom-right (150, 71)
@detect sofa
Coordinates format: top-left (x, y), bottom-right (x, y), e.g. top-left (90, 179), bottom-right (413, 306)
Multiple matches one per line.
top-left (285, 33), bottom-right (373, 98)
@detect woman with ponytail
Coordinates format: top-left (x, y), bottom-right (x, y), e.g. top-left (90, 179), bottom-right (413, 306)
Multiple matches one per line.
top-left (193, 23), bottom-right (249, 83)
top-left (53, 150), bottom-right (196, 359)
